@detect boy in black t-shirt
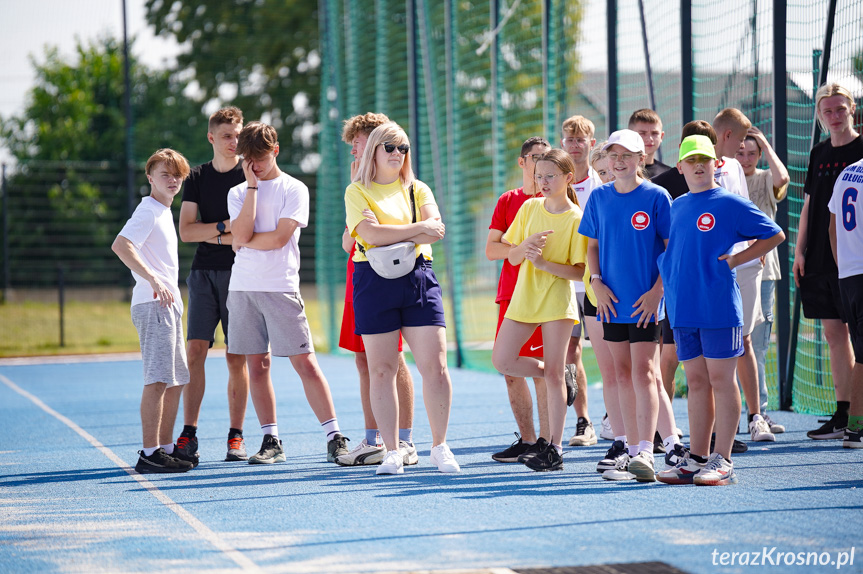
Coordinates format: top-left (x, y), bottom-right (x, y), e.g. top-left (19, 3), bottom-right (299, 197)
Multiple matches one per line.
top-left (175, 107), bottom-right (251, 463)
top-left (629, 109), bottom-right (671, 180)
top-left (793, 83), bottom-right (863, 440)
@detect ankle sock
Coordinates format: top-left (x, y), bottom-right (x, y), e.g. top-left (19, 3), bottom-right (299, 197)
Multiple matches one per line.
top-left (365, 429), bottom-right (380, 445)
top-left (398, 428), bottom-right (413, 444)
top-left (627, 444), bottom-right (639, 456)
top-left (747, 413), bottom-right (755, 424)
top-left (321, 418), bottom-right (341, 440)
top-left (662, 434), bottom-right (681, 452)
top-left (161, 443), bottom-right (175, 455)
top-left (143, 446), bottom-right (158, 456)
top-left (181, 425), bottom-right (197, 437)
top-left (228, 427), bottom-right (243, 438)
top-left (261, 423), bottom-right (278, 439)
top-left (848, 415), bottom-right (863, 432)
top-left (637, 440), bottom-right (653, 454)
top-left (836, 401), bottom-right (850, 417)
top-left (553, 443), bottom-right (563, 455)
top-left (690, 453), bottom-right (708, 464)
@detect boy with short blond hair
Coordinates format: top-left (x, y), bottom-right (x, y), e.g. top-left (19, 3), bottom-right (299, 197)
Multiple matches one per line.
top-left (112, 148), bottom-right (195, 474)
top-left (629, 108), bottom-right (670, 179)
top-left (560, 115), bottom-right (602, 447)
top-left (228, 121), bottom-right (349, 465)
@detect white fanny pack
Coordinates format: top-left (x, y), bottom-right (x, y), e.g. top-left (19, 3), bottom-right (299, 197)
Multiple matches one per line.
top-left (358, 183), bottom-right (418, 279)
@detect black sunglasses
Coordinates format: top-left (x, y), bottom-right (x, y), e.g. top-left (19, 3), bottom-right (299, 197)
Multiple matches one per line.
top-left (381, 142), bottom-right (410, 154)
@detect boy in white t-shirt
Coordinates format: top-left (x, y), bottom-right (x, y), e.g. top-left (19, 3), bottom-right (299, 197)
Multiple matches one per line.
top-left (227, 122), bottom-right (349, 465)
top-left (828, 158), bottom-right (863, 448)
top-left (112, 149), bottom-right (195, 474)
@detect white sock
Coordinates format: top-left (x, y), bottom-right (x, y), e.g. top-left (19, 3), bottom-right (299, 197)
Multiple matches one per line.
top-left (663, 434), bottom-right (682, 453)
top-left (321, 418), bottom-right (340, 440)
top-left (262, 423), bottom-right (278, 439)
top-left (553, 443), bottom-right (563, 455)
top-left (615, 435), bottom-right (627, 444)
top-left (161, 443), bottom-right (174, 455)
top-left (638, 440), bottom-right (653, 454)
top-left (627, 444), bottom-right (639, 456)
top-left (143, 446), bottom-right (158, 456)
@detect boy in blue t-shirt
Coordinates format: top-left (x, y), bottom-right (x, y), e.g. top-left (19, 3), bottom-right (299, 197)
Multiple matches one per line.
top-left (656, 135), bottom-right (784, 486)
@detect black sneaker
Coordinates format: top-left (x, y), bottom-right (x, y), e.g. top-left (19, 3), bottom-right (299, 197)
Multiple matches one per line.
top-left (517, 437), bottom-right (548, 463)
top-left (524, 442), bottom-right (563, 471)
top-left (492, 432), bottom-right (532, 463)
top-left (249, 434), bottom-right (286, 464)
top-left (135, 448), bottom-right (194, 474)
top-left (807, 413), bottom-right (847, 440)
top-left (175, 435), bottom-right (199, 467)
top-left (597, 439), bottom-right (627, 473)
top-left (653, 431), bottom-right (665, 454)
top-left (710, 433), bottom-right (748, 454)
top-left (564, 363), bottom-right (578, 407)
top-left (327, 433), bottom-right (349, 462)
top-left (843, 428), bottom-right (863, 449)
top-left (664, 443), bottom-right (689, 470)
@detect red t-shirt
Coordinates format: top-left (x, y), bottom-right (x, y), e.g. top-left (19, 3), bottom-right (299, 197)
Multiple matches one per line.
top-left (489, 187), bottom-right (537, 303)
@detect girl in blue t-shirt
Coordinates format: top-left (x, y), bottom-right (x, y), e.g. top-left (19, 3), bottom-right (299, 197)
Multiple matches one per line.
top-left (656, 135), bottom-right (784, 486)
top-left (579, 129), bottom-right (673, 482)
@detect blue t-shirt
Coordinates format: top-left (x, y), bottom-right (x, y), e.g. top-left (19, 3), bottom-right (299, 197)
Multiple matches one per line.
top-left (578, 180), bottom-right (671, 323)
top-left (658, 187), bottom-right (782, 329)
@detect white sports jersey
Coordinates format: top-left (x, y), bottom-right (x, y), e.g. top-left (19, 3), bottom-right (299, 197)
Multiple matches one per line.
top-left (828, 159), bottom-right (863, 278)
top-left (716, 156), bottom-right (758, 269)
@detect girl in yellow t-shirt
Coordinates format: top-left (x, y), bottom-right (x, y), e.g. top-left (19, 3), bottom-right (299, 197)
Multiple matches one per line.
top-left (492, 148), bottom-right (587, 471)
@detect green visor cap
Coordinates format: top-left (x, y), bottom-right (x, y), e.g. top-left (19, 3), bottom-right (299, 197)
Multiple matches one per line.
top-left (678, 135), bottom-right (717, 162)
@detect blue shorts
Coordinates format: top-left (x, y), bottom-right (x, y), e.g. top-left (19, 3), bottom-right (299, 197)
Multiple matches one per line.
top-left (352, 257), bottom-right (446, 335)
top-left (674, 326), bottom-right (744, 361)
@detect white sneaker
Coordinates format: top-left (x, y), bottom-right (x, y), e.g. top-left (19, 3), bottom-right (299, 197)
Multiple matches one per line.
top-left (749, 414), bottom-right (776, 442)
top-left (568, 417), bottom-right (598, 446)
top-left (599, 414), bottom-right (614, 441)
top-left (376, 450), bottom-right (404, 475)
top-left (335, 439), bottom-right (385, 466)
top-left (430, 443), bottom-right (461, 473)
top-left (763, 413), bottom-right (785, 434)
top-left (627, 450), bottom-right (656, 482)
top-left (399, 440), bottom-right (418, 465)
top-left (602, 452), bottom-right (635, 481)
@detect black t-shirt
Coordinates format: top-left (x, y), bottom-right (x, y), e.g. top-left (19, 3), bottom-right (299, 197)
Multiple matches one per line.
top-left (644, 159), bottom-right (671, 181)
top-left (651, 166), bottom-right (689, 200)
top-left (182, 161), bottom-right (246, 270)
top-left (803, 135), bottom-right (863, 274)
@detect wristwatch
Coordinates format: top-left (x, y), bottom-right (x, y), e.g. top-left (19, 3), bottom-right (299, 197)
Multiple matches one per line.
top-left (590, 274), bottom-right (602, 283)
top-left (216, 221), bottom-right (226, 235)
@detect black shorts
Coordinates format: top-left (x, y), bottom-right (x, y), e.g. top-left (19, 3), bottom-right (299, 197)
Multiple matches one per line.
top-left (661, 316), bottom-right (675, 345)
top-left (800, 271), bottom-right (846, 321)
top-left (583, 296), bottom-right (597, 317)
top-left (603, 321), bottom-right (661, 344)
top-left (186, 269), bottom-right (232, 347)
top-left (839, 274), bottom-right (863, 363)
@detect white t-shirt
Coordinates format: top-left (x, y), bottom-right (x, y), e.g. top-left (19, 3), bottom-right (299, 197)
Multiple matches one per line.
top-left (228, 173), bottom-right (309, 292)
top-left (828, 158), bottom-right (863, 279)
top-left (716, 156), bottom-right (758, 269)
top-left (570, 168), bottom-right (603, 294)
top-left (117, 196), bottom-right (182, 312)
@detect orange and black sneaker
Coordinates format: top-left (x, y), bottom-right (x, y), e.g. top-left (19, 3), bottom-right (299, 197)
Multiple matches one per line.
top-left (174, 434), bottom-right (199, 468)
top-left (226, 432), bottom-right (248, 462)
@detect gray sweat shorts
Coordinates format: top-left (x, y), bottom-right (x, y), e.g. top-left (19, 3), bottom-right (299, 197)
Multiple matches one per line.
top-left (131, 301), bottom-right (190, 387)
top-left (226, 291), bottom-right (314, 357)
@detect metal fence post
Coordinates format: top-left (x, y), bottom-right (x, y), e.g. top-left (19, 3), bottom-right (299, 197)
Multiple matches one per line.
top-left (680, 0), bottom-right (693, 126)
top-left (1, 163), bottom-right (8, 301)
top-left (606, 0), bottom-right (618, 132)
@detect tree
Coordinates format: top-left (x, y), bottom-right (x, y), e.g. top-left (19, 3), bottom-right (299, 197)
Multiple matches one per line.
top-left (144, 0), bottom-right (320, 170)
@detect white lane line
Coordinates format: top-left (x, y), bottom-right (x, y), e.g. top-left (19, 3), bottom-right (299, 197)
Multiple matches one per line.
top-left (0, 372), bottom-right (261, 573)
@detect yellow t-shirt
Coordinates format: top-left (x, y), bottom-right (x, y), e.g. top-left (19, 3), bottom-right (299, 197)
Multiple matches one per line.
top-left (502, 198), bottom-right (587, 323)
top-left (345, 179), bottom-right (437, 263)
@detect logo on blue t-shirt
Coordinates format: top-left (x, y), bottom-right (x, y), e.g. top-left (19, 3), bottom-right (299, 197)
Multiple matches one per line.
top-left (631, 211), bottom-right (650, 230)
top-left (697, 213), bottom-right (716, 232)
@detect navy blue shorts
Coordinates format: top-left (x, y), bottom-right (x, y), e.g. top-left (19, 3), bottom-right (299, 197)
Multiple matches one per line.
top-left (839, 275), bottom-right (863, 363)
top-left (674, 326), bottom-right (744, 361)
top-left (352, 257), bottom-right (446, 335)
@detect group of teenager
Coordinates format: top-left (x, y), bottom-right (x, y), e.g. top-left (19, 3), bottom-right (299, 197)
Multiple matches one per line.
top-left (113, 82), bottom-right (863, 484)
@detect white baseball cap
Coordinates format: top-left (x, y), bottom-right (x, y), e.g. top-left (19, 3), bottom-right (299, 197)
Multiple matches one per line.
top-left (601, 129), bottom-right (646, 154)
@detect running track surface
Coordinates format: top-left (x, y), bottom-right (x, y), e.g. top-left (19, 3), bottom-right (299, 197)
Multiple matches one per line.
top-left (1, 352), bottom-right (861, 574)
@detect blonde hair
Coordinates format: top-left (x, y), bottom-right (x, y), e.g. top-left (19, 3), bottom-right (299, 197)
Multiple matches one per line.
top-left (562, 115), bottom-right (596, 138)
top-left (353, 122), bottom-right (415, 188)
top-left (590, 142), bottom-right (608, 165)
top-left (815, 83), bottom-right (856, 132)
top-left (713, 108), bottom-right (751, 134)
top-left (628, 108), bottom-right (662, 129)
top-left (536, 149), bottom-right (578, 205)
top-left (341, 112), bottom-right (391, 144)
top-left (145, 148), bottom-right (190, 180)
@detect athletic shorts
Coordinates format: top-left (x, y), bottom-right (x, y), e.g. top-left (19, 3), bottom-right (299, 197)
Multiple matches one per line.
top-left (339, 299), bottom-right (403, 353)
top-left (736, 263), bottom-right (763, 336)
top-left (660, 316), bottom-right (675, 345)
top-left (131, 301), bottom-right (189, 387)
top-left (800, 271), bottom-right (846, 321)
top-left (839, 275), bottom-right (863, 363)
top-left (226, 291), bottom-right (314, 357)
top-left (186, 269), bottom-right (232, 347)
top-left (603, 321), bottom-right (661, 344)
top-left (352, 258), bottom-right (446, 335)
top-left (675, 326), bottom-right (744, 361)
top-left (570, 292), bottom-right (587, 340)
top-left (496, 300), bottom-right (544, 358)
